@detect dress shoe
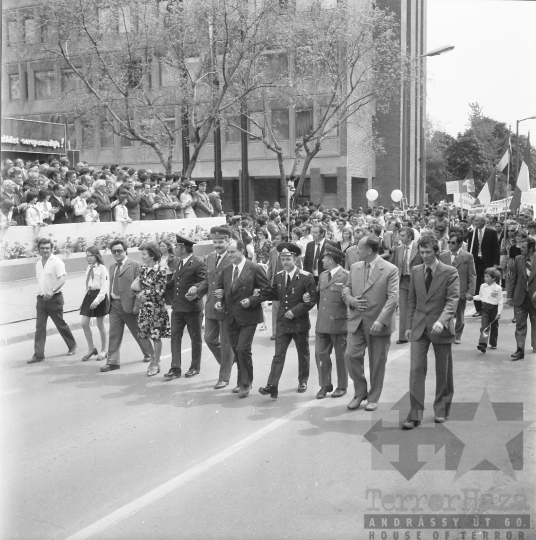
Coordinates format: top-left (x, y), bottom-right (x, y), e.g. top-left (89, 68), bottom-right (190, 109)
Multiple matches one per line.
top-left (401, 419), bottom-right (421, 430)
top-left (472, 312), bottom-right (481, 317)
top-left (66, 346), bottom-right (77, 356)
top-left (490, 345), bottom-right (497, 349)
top-left (81, 348), bottom-right (98, 361)
top-left (396, 340), bottom-right (408, 344)
top-left (27, 356), bottom-right (44, 364)
top-left (477, 344), bottom-right (486, 353)
top-left (214, 381), bottom-right (228, 389)
top-left (185, 368), bottom-right (199, 378)
top-left (297, 383), bottom-right (307, 393)
top-left (331, 388), bottom-right (347, 398)
top-left (434, 416), bottom-right (446, 423)
top-left (270, 335), bottom-right (276, 341)
top-left (316, 385), bottom-right (333, 399)
top-left (347, 395), bottom-right (366, 410)
top-left (164, 368), bottom-right (181, 380)
top-left (454, 338), bottom-right (462, 344)
top-left (238, 385), bottom-right (250, 398)
top-left (365, 402), bottom-right (378, 412)
top-left (259, 385), bottom-right (278, 399)
top-left (511, 349), bottom-right (524, 361)
top-left (232, 385), bottom-right (241, 393)
top-left (143, 355), bottom-right (151, 363)
top-left (100, 364), bottom-right (120, 372)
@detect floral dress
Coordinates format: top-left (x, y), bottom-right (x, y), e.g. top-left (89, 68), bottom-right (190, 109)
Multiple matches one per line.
top-left (254, 239), bottom-right (273, 264)
top-left (137, 263), bottom-right (171, 340)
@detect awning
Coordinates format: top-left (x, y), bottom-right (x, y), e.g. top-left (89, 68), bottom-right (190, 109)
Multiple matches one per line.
top-left (1, 117), bottom-right (67, 155)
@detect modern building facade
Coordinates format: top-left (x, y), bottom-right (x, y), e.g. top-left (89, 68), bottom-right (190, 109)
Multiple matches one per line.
top-left (2, 0), bottom-right (426, 211)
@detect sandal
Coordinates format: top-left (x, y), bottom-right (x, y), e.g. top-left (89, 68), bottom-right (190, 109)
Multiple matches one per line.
top-left (147, 362), bottom-right (160, 377)
top-left (96, 352), bottom-right (108, 361)
top-left (82, 348), bottom-right (98, 361)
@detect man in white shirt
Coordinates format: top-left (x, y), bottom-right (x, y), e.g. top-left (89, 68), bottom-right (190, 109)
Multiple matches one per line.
top-left (29, 238), bottom-right (77, 364)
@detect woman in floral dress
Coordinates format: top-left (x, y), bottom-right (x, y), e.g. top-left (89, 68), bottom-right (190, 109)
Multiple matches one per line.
top-left (137, 242), bottom-right (171, 376)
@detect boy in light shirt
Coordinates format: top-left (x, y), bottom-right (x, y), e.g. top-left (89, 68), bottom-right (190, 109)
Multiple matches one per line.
top-left (473, 267), bottom-right (503, 353)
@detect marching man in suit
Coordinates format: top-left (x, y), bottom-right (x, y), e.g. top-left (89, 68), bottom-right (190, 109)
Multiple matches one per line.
top-left (342, 236), bottom-right (399, 411)
top-left (259, 243), bottom-right (318, 399)
top-left (344, 228), bottom-right (366, 270)
top-left (439, 233), bottom-right (476, 344)
top-left (402, 236), bottom-right (460, 429)
top-left (165, 234), bottom-right (207, 380)
top-left (311, 244), bottom-right (349, 399)
top-left (214, 241), bottom-right (271, 397)
top-left (197, 227), bottom-right (236, 389)
top-left (394, 227), bottom-right (422, 344)
top-left (303, 225), bottom-right (337, 285)
top-left (101, 239), bottom-right (150, 372)
top-left (507, 236), bottom-right (536, 360)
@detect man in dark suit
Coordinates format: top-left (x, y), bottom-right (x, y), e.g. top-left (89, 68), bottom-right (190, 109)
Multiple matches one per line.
top-left (342, 236), bottom-right (399, 411)
top-left (439, 233), bottom-right (476, 344)
top-left (197, 227), bottom-right (236, 389)
top-left (101, 239), bottom-right (150, 372)
top-left (214, 241), bottom-right (270, 397)
top-left (507, 237), bottom-right (536, 360)
top-left (303, 224), bottom-right (337, 285)
top-left (466, 214), bottom-right (500, 316)
top-left (165, 235), bottom-right (207, 380)
top-left (92, 180), bottom-right (117, 222)
top-left (259, 243), bottom-right (318, 399)
top-left (49, 184), bottom-right (72, 224)
top-left (394, 227), bottom-right (423, 344)
top-left (140, 183), bottom-right (156, 220)
top-left (402, 236), bottom-right (459, 429)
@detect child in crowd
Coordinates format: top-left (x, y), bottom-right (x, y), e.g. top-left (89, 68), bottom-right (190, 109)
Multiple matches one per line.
top-left (473, 267), bottom-right (503, 353)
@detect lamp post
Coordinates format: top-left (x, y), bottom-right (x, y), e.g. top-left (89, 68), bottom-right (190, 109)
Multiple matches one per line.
top-left (515, 115), bottom-right (536, 183)
top-left (418, 45), bottom-right (455, 215)
top-left (287, 177), bottom-right (295, 238)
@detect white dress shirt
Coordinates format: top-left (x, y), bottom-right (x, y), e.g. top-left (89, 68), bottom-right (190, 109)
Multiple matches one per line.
top-left (232, 257), bottom-right (247, 284)
top-left (85, 264), bottom-right (109, 305)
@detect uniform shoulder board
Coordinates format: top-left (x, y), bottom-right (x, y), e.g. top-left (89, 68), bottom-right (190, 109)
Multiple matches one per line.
top-left (320, 269), bottom-right (329, 275)
top-left (299, 269), bottom-right (311, 276)
top-left (341, 269), bottom-right (349, 275)
top-left (277, 269), bottom-right (285, 274)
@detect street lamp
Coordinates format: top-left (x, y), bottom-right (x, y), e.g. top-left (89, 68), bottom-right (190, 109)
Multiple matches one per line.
top-left (515, 115), bottom-right (536, 181)
top-left (418, 45), bottom-right (455, 215)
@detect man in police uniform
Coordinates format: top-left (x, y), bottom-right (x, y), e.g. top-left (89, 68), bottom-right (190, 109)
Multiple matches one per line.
top-left (259, 243), bottom-right (318, 399)
top-left (197, 227), bottom-right (236, 389)
top-left (313, 244), bottom-right (349, 399)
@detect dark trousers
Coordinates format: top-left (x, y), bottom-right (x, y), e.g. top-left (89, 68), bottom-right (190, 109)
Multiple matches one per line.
top-left (267, 331), bottom-right (310, 388)
top-left (408, 330), bottom-right (454, 421)
top-left (228, 320), bottom-right (254, 387)
top-left (398, 277), bottom-right (410, 340)
top-left (479, 302), bottom-right (498, 348)
top-left (514, 295), bottom-right (536, 351)
top-left (108, 299), bottom-right (148, 365)
top-left (170, 310), bottom-right (203, 372)
top-left (34, 293), bottom-right (76, 358)
top-left (473, 257), bottom-right (486, 312)
top-left (204, 317), bottom-right (236, 383)
top-left (455, 298), bottom-right (467, 340)
top-left (315, 332), bottom-right (348, 390)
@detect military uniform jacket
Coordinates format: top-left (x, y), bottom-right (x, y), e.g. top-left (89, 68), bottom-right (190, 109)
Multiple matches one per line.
top-left (168, 255), bottom-right (207, 313)
top-left (268, 269), bottom-right (317, 333)
top-left (197, 251), bottom-right (233, 320)
top-left (315, 267), bottom-right (349, 334)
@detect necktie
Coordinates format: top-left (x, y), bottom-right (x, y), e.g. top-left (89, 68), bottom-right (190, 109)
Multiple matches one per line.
top-left (112, 263), bottom-right (121, 296)
top-left (365, 263), bottom-right (370, 284)
top-left (403, 246), bottom-right (410, 275)
top-left (216, 255), bottom-right (221, 267)
top-left (86, 264), bottom-right (95, 289)
top-left (425, 267), bottom-right (433, 292)
top-left (177, 259), bottom-right (183, 273)
top-left (232, 265), bottom-right (239, 291)
top-left (286, 273), bottom-right (291, 289)
top-left (526, 256), bottom-right (532, 284)
top-left (453, 252), bottom-right (459, 265)
top-left (313, 243), bottom-right (320, 271)
top-left (328, 272), bottom-right (332, 282)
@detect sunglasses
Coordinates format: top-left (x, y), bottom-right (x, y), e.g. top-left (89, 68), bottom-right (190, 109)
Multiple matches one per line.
top-left (508, 230), bottom-right (516, 233)
top-left (448, 241), bottom-right (458, 245)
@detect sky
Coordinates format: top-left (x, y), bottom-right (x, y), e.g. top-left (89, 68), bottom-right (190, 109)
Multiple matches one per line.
top-left (426, 0), bottom-right (536, 139)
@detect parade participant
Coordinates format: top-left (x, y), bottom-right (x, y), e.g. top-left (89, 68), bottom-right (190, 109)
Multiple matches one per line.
top-left (402, 236), bottom-right (459, 429)
top-left (214, 241), bottom-right (270, 397)
top-left (344, 228), bottom-right (366, 270)
top-left (28, 238), bottom-right (77, 364)
top-left (165, 234), bottom-right (206, 380)
top-left (80, 246), bottom-right (109, 362)
top-left (507, 237), bottom-right (536, 360)
top-left (303, 225), bottom-right (337, 285)
top-left (259, 243), bottom-right (317, 399)
top-left (342, 236), bottom-right (399, 411)
top-left (197, 227), bottom-right (236, 389)
top-left (439, 233), bottom-right (476, 344)
top-left (474, 267), bottom-right (503, 353)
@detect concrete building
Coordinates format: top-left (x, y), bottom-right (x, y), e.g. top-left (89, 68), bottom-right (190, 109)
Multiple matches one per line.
top-left (2, 0), bottom-right (426, 211)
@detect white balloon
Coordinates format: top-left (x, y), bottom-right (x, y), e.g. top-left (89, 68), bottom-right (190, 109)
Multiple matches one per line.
top-left (391, 189), bottom-right (403, 202)
top-left (366, 189), bottom-right (379, 201)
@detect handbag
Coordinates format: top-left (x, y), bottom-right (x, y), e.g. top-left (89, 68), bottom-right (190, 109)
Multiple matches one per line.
top-left (131, 276), bottom-right (142, 292)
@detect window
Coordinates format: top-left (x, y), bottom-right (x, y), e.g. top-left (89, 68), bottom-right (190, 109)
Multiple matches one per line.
top-left (98, 7), bottom-right (116, 32)
top-left (7, 16), bottom-right (22, 44)
top-left (160, 60), bottom-right (174, 87)
top-left (320, 107), bottom-right (339, 137)
top-left (226, 116), bottom-right (241, 143)
top-left (295, 109), bottom-right (313, 139)
top-left (101, 120), bottom-right (114, 148)
top-left (324, 176), bottom-right (337, 194)
top-left (61, 69), bottom-right (83, 92)
top-left (67, 121), bottom-right (76, 149)
top-left (249, 112), bottom-right (264, 140)
top-left (271, 110), bottom-right (289, 140)
top-left (9, 75), bottom-right (20, 100)
top-left (23, 17), bottom-right (37, 42)
top-left (117, 6), bottom-right (131, 34)
top-left (40, 19), bottom-right (52, 43)
top-left (34, 70), bottom-right (55, 99)
top-left (82, 121), bottom-right (94, 149)
top-left (296, 0), bottom-right (312, 12)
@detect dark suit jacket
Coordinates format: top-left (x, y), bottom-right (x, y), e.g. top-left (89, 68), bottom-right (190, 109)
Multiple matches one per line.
top-left (215, 259), bottom-right (270, 326)
top-left (507, 254), bottom-right (536, 307)
top-left (116, 186), bottom-right (141, 221)
top-left (439, 250), bottom-right (476, 299)
top-left (92, 190), bottom-right (113, 222)
top-left (49, 195), bottom-right (72, 224)
top-left (406, 261), bottom-right (460, 344)
top-left (109, 258), bottom-right (140, 314)
top-left (267, 269), bottom-right (317, 333)
top-left (140, 195), bottom-right (156, 220)
top-left (303, 239), bottom-right (337, 275)
top-left (168, 256), bottom-right (207, 313)
top-left (466, 227), bottom-right (500, 268)
top-left (197, 251), bottom-right (233, 320)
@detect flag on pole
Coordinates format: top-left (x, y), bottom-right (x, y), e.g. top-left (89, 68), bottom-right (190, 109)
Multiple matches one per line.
top-left (496, 135), bottom-right (511, 172)
top-left (474, 169), bottom-right (497, 207)
top-left (509, 134), bottom-right (531, 213)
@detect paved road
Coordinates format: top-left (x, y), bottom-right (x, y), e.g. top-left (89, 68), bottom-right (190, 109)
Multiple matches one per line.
top-left (1, 304), bottom-right (534, 540)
